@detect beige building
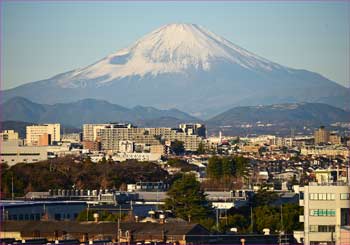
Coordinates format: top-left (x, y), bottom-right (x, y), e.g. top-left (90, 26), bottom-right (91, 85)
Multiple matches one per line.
top-left (0, 140), bottom-right (48, 166)
top-left (83, 124), bottom-right (112, 141)
top-left (300, 146), bottom-right (349, 158)
top-left (26, 124), bottom-right (60, 146)
top-left (0, 130), bottom-right (19, 141)
top-left (298, 182), bottom-right (350, 245)
top-left (314, 126), bottom-right (330, 145)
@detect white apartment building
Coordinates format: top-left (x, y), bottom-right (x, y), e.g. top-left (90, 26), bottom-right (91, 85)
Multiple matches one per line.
top-left (298, 182), bottom-right (350, 245)
top-left (26, 124), bottom-right (61, 146)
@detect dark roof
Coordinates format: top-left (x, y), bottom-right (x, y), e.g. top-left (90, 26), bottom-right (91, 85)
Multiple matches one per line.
top-left (2, 221), bottom-right (209, 236)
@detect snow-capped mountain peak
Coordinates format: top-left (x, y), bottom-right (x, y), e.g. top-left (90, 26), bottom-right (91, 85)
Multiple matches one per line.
top-left (59, 23), bottom-right (283, 87)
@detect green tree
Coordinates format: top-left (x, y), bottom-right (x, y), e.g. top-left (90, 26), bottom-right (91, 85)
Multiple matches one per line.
top-left (233, 156), bottom-right (248, 177)
top-left (251, 189), bottom-right (279, 207)
top-left (253, 205), bottom-right (280, 233)
top-left (220, 214), bottom-right (249, 232)
top-left (170, 140), bottom-right (185, 155)
top-left (222, 157), bottom-right (234, 177)
top-left (197, 142), bottom-right (206, 154)
top-left (164, 174), bottom-right (211, 222)
top-left (207, 156), bottom-right (222, 179)
top-left (281, 203), bottom-right (303, 232)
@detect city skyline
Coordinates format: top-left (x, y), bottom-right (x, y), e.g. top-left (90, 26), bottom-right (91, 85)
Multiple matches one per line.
top-left (2, 0), bottom-right (350, 90)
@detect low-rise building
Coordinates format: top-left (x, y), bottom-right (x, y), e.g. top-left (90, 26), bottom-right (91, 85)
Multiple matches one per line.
top-left (0, 141), bottom-right (48, 166)
top-left (300, 146), bottom-right (349, 158)
top-left (111, 152), bottom-right (162, 162)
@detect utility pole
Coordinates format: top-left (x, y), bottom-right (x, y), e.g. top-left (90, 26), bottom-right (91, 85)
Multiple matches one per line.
top-left (250, 206), bottom-right (254, 233)
top-left (11, 174), bottom-right (14, 200)
top-left (117, 217), bottom-right (120, 245)
top-left (216, 208), bottom-right (219, 231)
top-left (280, 205), bottom-right (284, 245)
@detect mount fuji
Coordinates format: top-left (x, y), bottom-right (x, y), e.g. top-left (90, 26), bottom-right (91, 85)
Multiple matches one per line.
top-left (3, 23), bottom-right (349, 118)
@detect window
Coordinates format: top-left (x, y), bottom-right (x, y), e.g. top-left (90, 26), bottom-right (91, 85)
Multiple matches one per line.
top-left (310, 209), bottom-right (336, 216)
top-left (310, 225), bottom-right (318, 232)
top-left (309, 193), bottom-right (335, 200)
top-left (340, 193), bottom-right (350, 200)
top-left (310, 225), bottom-right (335, 232)
top-left (318, 225), bottom-right (335, 232)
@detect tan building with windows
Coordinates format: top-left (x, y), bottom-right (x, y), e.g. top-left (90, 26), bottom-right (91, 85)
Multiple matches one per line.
top-left (0, 130), bottom-right (19, 141)
top-left (26, 124), bottom-right (60, 146)
top-left (298, 182), bottom-right (350, 245)
top-left (314, 126), bottom-right (330, 145)
top-left (0, 140), bottom-right (48, 166)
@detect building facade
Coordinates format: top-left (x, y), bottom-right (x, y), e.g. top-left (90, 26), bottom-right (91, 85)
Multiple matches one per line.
top-left (299, 183), bottom-right (350, 245)
top-left (26, 124), bottom-right (61, 146)
top-left (0, 141), bottom-right (48, 166)
top-left (0, 130), bottom-right (19, 141)
top-left (83, 123), bottom-right (205, 152)
top-left (314, 126), bottom-right (330, 145)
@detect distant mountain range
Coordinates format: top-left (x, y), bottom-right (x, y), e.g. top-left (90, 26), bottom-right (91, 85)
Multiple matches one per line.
top-left (3, 97), bottom-right (349, 136)
top-left (2, 23), bottom-right (349, 118)
top-left (2, 97), bottom-right (199, 128)
top-left (207, 103), bottom-right (350, 135)
top-left (207, 103), bottom-right (350, 126)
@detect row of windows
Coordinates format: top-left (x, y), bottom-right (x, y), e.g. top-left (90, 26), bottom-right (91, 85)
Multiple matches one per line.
top-left (0, 153), bottom-right (41, 156)
top-left (310, 209), bottom-right (336, 216)
top-left (310, 225), bottom-right (335, 232)
top-left (309, 193), bottom-right (350, 200)
top-left (310, 193), bottom-right (335, 200)
top-left (8, 213), bottom-right (78, 221)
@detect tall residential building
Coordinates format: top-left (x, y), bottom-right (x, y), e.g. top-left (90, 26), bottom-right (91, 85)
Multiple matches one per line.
top-left (82, 123), bottom-right (133, 141)
top-left (298, 182), bottom-right (350, 245)
top-left (0, 130), bottom-right (19, 141)
top-left (179, 123), bottom-right (206, 138)
top-left (26, 124), bottom-right (60, 146)
top-left (314, 126), bottom-right (330, 145)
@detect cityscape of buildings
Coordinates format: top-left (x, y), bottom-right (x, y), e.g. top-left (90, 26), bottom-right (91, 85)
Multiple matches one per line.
top-left (1, 2), bottom-right (349, 244)
top-left (0, 122), bottom-right (349, 244)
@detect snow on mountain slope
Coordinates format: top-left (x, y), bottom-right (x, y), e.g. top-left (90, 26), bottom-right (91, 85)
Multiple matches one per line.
top-left (3, 23), bottom-right (349, 116)
top-left (57, 23), bottom-right (284, 88)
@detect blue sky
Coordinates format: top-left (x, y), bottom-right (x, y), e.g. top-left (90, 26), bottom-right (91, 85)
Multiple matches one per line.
top-left (2, 1), bottom-right (349, 89)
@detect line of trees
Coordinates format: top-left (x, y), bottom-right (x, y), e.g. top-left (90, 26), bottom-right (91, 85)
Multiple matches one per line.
top-left (0, 156), bottom-right (172, 198)
top-left (207, 156), bottom-right (248, 179)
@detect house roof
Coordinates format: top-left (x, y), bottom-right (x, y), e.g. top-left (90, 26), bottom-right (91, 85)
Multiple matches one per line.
top-left (2, 221), bottom-right (209, 236)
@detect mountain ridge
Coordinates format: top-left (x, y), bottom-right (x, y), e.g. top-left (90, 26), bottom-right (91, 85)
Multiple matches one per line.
top-left (3, 23), bottom-right (349, 116)
top-left (2, 97), bottom-right (199, 128)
